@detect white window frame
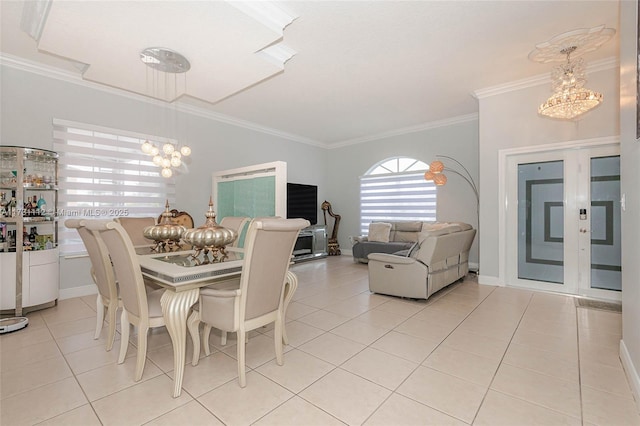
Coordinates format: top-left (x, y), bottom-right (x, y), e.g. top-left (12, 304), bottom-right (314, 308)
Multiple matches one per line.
top-left (53, 119), bottom-right (176, 254)
top-left (359, 157), bottom-right (435, 234)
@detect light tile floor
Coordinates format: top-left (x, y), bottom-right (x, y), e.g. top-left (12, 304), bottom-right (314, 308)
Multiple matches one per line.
top-left (1, 256), bottom-right (639, 425)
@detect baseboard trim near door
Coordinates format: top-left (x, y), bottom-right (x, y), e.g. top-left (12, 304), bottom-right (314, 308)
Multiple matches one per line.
top-left (477, 274), bottom-right (502, 286)
top-left (620, 339), bottom-right (640, 412)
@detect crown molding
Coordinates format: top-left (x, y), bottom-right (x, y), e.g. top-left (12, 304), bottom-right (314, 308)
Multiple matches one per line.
top-left (473, 56), bottom-right (618, 99)
top-left (329, 113), bottom-right (479, 149)
top-left (228, 1), bottom-right (297, 35)
top-left (256, 43), bottom-right (297, 68)
top-left (175, 102), bottom-right (323, 148)
top-left (8, 51), bottom-right (610, 150)
top-left (20, 0), bottom-right (52, 41)
top-left (0, 53), bottom-right (324, 148)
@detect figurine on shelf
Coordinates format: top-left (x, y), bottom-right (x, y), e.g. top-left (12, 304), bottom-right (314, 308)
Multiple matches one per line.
top-left (0, 192), bottom-right (7, 217)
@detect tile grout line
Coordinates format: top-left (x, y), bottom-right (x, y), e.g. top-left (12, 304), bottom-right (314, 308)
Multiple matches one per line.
top-left (468, 290), bottom-right (534, 425)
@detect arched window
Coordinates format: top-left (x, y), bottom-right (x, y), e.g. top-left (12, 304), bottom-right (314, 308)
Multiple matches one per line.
top-left (359, 157), bottom-right (435, 234)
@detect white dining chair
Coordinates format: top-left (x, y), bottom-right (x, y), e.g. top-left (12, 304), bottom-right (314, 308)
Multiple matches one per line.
top-left (187, 218), bottom-right (309, 387)
top-left (85, 219), bottom-right (166, 381)
top-left (65, 219), bottom-right (120, 351)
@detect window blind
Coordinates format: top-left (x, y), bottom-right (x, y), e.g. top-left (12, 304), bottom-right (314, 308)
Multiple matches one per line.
top-left (53, 119), bottom-right (175, 254)
top-left (359, 171), bottom-right (436, 235)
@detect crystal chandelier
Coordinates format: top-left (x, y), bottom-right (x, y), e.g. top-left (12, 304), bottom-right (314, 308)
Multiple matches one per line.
top-left (139, 47), bottom-right (192, 178)
top-left (538, 46), bottom-right (602, 120)
top-left (530, 25), bottom-right (615, 121)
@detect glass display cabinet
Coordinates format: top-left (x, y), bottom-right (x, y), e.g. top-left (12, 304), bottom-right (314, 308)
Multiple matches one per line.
top-left (0, 146), bottom-right (59, 315)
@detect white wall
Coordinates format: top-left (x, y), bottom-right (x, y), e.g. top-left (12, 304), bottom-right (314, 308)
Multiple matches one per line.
top-left (619, 0), bottom-right (640, 404)
top-left (476, 65), bottom-right (620, 282)
top-left (326, 119), bottom-right (480, 265)
top-left (1, 65), bottom-right (327, 293)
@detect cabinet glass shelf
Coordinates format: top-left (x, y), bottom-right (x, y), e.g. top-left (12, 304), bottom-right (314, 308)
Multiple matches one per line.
top-left (0, 216), bottom-right (58, 223)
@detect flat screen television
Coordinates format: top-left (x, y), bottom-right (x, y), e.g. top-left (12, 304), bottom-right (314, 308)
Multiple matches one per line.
top-left (287, 183), bottom-right (317, 225)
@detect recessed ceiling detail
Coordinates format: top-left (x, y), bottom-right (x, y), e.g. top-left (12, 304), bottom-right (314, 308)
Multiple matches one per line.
top-left (528, 25), bottom-right (616, 63)
top-left (4, 1), bottom-right (618, 145)
top-left (26, 0), bottom-right (297, 103)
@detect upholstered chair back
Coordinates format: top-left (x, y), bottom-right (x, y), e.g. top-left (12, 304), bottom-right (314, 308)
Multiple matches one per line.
top-left (219, 216), bottom-right (250, 247)
top-left (65, 219), bottom-right (117, 304)
top-left (115, 216), bottom-right (156, 246)
top-left (86, 220), bottom-right (149, 320)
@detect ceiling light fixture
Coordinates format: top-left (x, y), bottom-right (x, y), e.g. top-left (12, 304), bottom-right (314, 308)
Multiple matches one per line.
top-left (537, 46), bottom-right (602, 120)
top-left (530, 25), bottom-right (615, 121)
top-left (139, 47), bottom-right (191, 178)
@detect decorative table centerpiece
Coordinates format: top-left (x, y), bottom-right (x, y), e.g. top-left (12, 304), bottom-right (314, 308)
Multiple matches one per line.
top-left (182, 197), bottom-right (237, 261)
top-left (143, 200), bottom-right (186, 251)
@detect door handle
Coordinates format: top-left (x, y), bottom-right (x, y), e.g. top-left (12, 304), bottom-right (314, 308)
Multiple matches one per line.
top-left (384, 264), bottom-right (394, 269)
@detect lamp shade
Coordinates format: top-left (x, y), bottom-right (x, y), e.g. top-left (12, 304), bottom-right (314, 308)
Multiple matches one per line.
top-left (433, 173), bottom-right (447, 186)
top-left (429, 160), bottom-right (444, 173)
top-left (424, 171), bottom-right (435, 181)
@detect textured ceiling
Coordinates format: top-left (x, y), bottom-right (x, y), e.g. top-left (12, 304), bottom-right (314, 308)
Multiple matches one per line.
top-left (0, 1), bottom-right (620, 147)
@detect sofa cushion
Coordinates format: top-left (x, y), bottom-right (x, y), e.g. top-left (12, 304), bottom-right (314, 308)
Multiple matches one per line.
top-left (390, 221), bottom-right (423, 242)
top-left (421, 222), bottom-right (451, 232)
top-left (392, 221), bottom-right (423, 232)
top-left (368, 222), bottom-right (392, 242)
top-left (420, 222), bottom-right (471, 237)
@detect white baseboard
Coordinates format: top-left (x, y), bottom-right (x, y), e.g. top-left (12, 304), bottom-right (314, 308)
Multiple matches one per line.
top-left (478, 274), bottom-right (503, 286)
top-left (620, 340), bottom-right (640, 413)
top-left (59, 284), bottom-right (97, 300)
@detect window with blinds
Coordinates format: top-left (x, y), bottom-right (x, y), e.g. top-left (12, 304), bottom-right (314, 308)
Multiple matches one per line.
top-left (359, 157), bottom-right (436, 234)
top-left (53, 119), bottom-right (175, 254)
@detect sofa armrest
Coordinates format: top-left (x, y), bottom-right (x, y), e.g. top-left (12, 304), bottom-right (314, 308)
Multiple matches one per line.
top-left (368, 252), bottom-right (430, 299)
top-left (368, 253), bottom-right (417, 265)
top-left (350, 235), bottom-right (368, 245)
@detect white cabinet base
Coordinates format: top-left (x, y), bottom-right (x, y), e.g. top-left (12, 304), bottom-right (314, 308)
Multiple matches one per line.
top-left (0, 248), bottom-right (59, 311)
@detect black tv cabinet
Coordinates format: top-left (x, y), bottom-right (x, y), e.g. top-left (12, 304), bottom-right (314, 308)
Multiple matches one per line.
top-left (292, 225), bottom-right (328, 262)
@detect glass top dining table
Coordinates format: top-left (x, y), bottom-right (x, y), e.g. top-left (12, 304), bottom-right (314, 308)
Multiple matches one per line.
top-left (135, 246), bottom-right (298, 398)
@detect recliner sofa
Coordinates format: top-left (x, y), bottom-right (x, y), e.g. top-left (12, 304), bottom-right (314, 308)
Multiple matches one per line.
top-left (367, 222), bottom-right (476, 300)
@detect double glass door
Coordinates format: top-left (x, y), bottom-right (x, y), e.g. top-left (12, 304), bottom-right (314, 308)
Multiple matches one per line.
top-left (505, 144), bottom-right (621, 300)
